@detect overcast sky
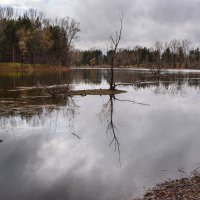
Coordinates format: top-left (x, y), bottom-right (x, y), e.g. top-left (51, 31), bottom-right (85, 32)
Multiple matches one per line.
top-left (0, 0), bottom-right (200, 50)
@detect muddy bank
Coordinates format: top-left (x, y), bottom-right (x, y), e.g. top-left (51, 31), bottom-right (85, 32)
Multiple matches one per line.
top-left (136, 174), bottom-right (200, 200)
top-left (53, 88), bottom-right (126, 96)
top-left (2, 86), bottom-right (126, 98)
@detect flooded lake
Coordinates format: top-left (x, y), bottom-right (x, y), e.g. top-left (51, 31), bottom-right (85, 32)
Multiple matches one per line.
top-left (1, 68), bottom-right (200, 200)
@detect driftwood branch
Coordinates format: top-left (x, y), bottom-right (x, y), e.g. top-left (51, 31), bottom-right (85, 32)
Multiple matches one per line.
top-left (114, 96), bottom-right (150, 106)
top-left (71, 132), bottom-right (81, 139)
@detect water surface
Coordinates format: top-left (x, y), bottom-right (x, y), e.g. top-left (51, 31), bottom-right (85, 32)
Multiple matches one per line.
top-left (1, 68), bottom-right (200, 200)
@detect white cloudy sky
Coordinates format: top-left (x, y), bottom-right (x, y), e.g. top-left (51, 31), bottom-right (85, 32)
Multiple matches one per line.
top-left (1, 0), bottom-right (200, 50)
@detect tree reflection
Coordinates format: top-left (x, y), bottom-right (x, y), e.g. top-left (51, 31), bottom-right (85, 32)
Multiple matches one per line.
top-left (100, 94), bottom-right (150, 164)
top-left (62, 97), bottom-right (80, 139)
top-left (0, 95), bottom-right (81, 140)
top-left (99, 94), bottom-right (121, 163)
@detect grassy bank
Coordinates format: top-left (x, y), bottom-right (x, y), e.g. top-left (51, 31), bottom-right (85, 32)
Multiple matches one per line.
top-left (0, 62), bottom-right (70, 71)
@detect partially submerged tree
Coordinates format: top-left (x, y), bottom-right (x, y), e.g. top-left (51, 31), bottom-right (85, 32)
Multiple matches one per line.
top-left (108, 14), bottom-right (123, 90)
top-left (149, 41), bottom-right (166, 78)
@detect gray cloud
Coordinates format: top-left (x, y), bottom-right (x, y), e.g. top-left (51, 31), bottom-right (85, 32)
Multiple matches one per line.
top-left (1, 0), bottom-right (200, 51)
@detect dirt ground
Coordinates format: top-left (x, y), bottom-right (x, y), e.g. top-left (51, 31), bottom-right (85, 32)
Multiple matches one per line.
top-left (136, 173), bottom-right (200, 200)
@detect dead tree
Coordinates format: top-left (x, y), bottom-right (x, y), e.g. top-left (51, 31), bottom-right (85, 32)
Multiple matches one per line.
top-left (109, 14), bottom-right (123, 90)
top-left (150, 41), bottom-right (166, 79)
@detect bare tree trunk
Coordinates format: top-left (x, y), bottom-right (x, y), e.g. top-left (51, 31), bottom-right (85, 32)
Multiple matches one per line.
top-left (109, 14), bottom-right (123, 90)
top-left (173, 55), bottom-right (176, 68)
top-left (110, 55), bottom-right (115, 90)
top-left (12, 44), bottom-right (15, 63)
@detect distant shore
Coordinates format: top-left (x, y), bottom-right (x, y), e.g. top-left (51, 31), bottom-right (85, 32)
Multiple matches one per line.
top-left (1, 62), bottom-right (200, 71)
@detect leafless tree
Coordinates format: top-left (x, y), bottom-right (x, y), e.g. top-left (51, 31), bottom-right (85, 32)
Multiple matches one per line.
top-left (150, 41), bottom-right (166, 78)
top-left (53, 17), bottom-right (80, 66)
top-left (108, 14), bottom-right (123, 90)
top-left (0, 7), bottom-right (14, 19)
top-left (181, 40), bottom-right (192, 68)
top-left (169, 40), bottom-right (181, 68)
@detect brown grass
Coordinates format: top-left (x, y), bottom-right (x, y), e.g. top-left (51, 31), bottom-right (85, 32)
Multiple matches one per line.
top-left (0, 62), bottom-right (71, 71)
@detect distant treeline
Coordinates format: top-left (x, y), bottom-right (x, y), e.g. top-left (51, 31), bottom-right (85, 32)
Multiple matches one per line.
top-left (0, 7), bottom-right (80, 66)
top-left (1, 7), bottom-right (200, 69)
top-left (75, 40), bottom-right (200, 69)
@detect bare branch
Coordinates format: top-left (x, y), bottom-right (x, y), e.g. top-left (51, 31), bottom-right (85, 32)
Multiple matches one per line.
top-left (71, 132), bottom-right (81, 140)
top-left (114, 96), bottom-right (150, 106)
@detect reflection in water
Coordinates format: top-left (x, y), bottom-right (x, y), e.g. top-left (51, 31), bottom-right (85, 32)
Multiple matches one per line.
top-left (100, 95), bottom-right (121, 163)
top-left (62, 97), bottom-right (80, 139)
top-left (99, 94), bottom-right (149, 164)
top-left (1, 68), bottom-right (200, 90)
top-left (1, 69), bottom-right (200, 199)
top-left (0, 96), bottom-right (79, 137)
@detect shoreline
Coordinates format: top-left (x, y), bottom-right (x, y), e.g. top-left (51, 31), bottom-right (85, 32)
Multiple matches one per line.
top-left (0, 63), bottom-right (71, 71)
top-left (136, 173), bottom-right (200, 200)
top-left (1, 63), bottom-right (200, 72)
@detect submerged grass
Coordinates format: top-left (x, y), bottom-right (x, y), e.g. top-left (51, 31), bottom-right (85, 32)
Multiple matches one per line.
top-left (0, 87), bottom-right (126, 117)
